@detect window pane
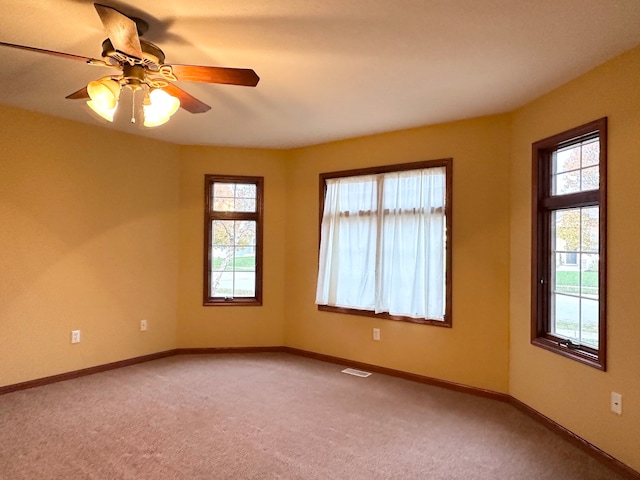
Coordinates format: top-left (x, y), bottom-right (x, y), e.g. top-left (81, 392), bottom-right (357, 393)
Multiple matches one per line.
top-left (212, 246), bottom-right (234, 272)
top-left (581, 207), bottom-right (599, 252)
top-left (564, 251), bottom-right (578, 266)
top-left (550, 207), bottom-right (599, 346)
top-left (581, 139), bottom-right (599, 167)
top-left (552, 293), bottom-right (580, 342)
top-left (550, 207), bottom-right (600, 346)
top-left (554, 254), bottom-right (577, 295)
top-left (212, 182), bottom-right (257, 212)
top-left (581, 254), bottom-right (598, 296)
top-left (581, 166), bottom-right (599, 191)
top-left (554, 146), bottom-right (581, 174)
top-left (211, 219), bottom-right (257, 298)
top-left (581, 298), bottom-right (599, 348)
top-left (553, 209), bottom-right (580, 254)
top-left (213, 183), bottom-right (235, 197)
top-left (234, 272), bottom-right (256, 297)
top-left (236, 184), bottom-right (257, 198)
top-left (235, 220), bottom-right (256, 245)
top-left (552, 170), bottom-right (580, 195)
top-left (213, 196), bottom-right (234, 211)
top-left (551, 138), bottom-right (600, 196)
top-left (212, 183), bottom-right (235, 212)
top-left (233, 246), bottom-right (256, 272)
top-left (213, 220), bottom-right (234, 245)
top-left (235, 198), bottom-right (256, 212)
top-left (211, 271), bottom-right (234, 297)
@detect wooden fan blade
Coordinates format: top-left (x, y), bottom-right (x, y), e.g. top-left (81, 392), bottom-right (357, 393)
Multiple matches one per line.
top-left (168, 65), bottom-right (260, 87)
top-left (0, 41), bottom-right (102, 64)
top-left (94, 3), bottom-right (143, 59)
top-left (162, 83), bottom-right (211, 114)
top-left (66, 87), bottom-right (89, 100)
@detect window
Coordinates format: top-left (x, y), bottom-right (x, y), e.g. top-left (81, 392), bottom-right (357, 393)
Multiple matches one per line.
top-left (315, 159), bottom-right (452, 326)
top-left (531, 118), bottom-right (607, 369)
top-left (204, 175), bottom-right (263, 306)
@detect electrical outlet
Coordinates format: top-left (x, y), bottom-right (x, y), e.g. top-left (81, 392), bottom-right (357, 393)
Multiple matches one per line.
top-left (373, 328), bottom-right (380, 341)
top-left (611, 392), bottom-right (622, 415)
top-left (140, 319), bottom-right (148, 332)
top-left (71, 330), bottom-right (81, 344)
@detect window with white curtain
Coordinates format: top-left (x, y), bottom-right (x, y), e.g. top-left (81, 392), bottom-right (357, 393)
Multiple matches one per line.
top-left (316, 159), bottom-right (452, 326)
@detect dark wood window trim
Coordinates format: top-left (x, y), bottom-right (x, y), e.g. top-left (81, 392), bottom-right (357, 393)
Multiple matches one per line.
top-left (204, 175), bottom-right (264, 306)
top-left (531, 118), bottom-right (607, 370)
top-left (318, 159), bottom-right (453, 327)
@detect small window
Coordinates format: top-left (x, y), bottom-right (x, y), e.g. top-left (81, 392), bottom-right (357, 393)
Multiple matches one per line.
top-left (204, 175), bottom-right (263, 306)
top-left (531, 118), bottom-right (607, 369)
top-left (316, 159), bottom-right (452, 326)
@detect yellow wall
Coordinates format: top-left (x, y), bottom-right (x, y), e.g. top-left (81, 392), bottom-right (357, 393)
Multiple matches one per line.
top-left (284, 116), bottom-right (512, 393)
top-left (0, 106), bottom-right (180, 387)
top-left (509, 46), bottom-right (640, 471)
top-left (176, 146), bottom-right (287, 348)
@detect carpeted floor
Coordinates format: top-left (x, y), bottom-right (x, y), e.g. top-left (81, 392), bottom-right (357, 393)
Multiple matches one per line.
top-left (0, 353), bottom-right (628, 479)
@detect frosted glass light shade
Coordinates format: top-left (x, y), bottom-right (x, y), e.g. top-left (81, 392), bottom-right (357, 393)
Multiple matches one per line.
top-left (143, 89), bottom-right (180, 127)
top-left (87, 79), bottom-right (120, 110)
top-left (86, 78), bottom-right (121, 122)
top-left (87, 100), bottom-right (117, 122)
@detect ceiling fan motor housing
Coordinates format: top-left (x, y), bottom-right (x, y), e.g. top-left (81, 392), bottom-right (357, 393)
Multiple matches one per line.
top-left (122, 64), bottom-right (147, 89)
top-left (100, 38), bottom-right (166, 66)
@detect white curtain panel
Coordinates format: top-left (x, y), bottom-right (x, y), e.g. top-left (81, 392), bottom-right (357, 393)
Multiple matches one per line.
top-left (316, 167), bottom-right (446, 320)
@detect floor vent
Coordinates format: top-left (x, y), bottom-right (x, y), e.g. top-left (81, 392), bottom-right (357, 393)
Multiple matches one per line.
top-left (341, 368), bottom-right (372, 378)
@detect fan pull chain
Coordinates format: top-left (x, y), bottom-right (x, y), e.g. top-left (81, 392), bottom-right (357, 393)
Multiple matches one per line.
top-left (130, 92), bottom-right (136, 124)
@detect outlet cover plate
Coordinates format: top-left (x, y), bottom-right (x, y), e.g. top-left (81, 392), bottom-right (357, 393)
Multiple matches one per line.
top-left (611, 392), bottom-right (622, 415)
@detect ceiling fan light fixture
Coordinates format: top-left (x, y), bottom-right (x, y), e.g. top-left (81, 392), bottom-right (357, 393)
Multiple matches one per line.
top-left (86, 77), bottom-right (121, 122)
top-left (149, 88), bottom-right (180, 116)
top-left (86, 99), bottom-right (118, 122)
top-left (143, 88), bottom-right (180, 127)
top-left (87, 77), bottom-right (121, 110)
top-left (1, 3), bottom-right (259, 130)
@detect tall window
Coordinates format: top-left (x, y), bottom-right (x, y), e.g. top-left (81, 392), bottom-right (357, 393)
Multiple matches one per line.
top-left (531, 118), bottom-right (607, 369)
top-left (204, 175), bottom-right (263, 306)
top-left (316, 159), bottom-right (452, 326)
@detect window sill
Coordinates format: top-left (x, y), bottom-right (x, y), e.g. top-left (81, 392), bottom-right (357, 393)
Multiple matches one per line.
top-left (204, 299), bottom-right (262, 307)
top-left (317, 304), bottom-right (451, 327)
top-left (531, 336), bottom-right (604, 370)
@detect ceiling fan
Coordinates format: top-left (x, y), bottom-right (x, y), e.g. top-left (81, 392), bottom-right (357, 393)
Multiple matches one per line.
top-left (0, 3), bottom-right (260, 127)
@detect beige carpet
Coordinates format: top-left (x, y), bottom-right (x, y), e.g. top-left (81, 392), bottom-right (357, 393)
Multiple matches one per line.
top-left (0, 353), bottom-right (627, 479)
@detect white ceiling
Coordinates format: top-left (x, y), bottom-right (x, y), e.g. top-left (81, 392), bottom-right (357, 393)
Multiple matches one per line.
top-left (1, 0), bottom-right (639, 149)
